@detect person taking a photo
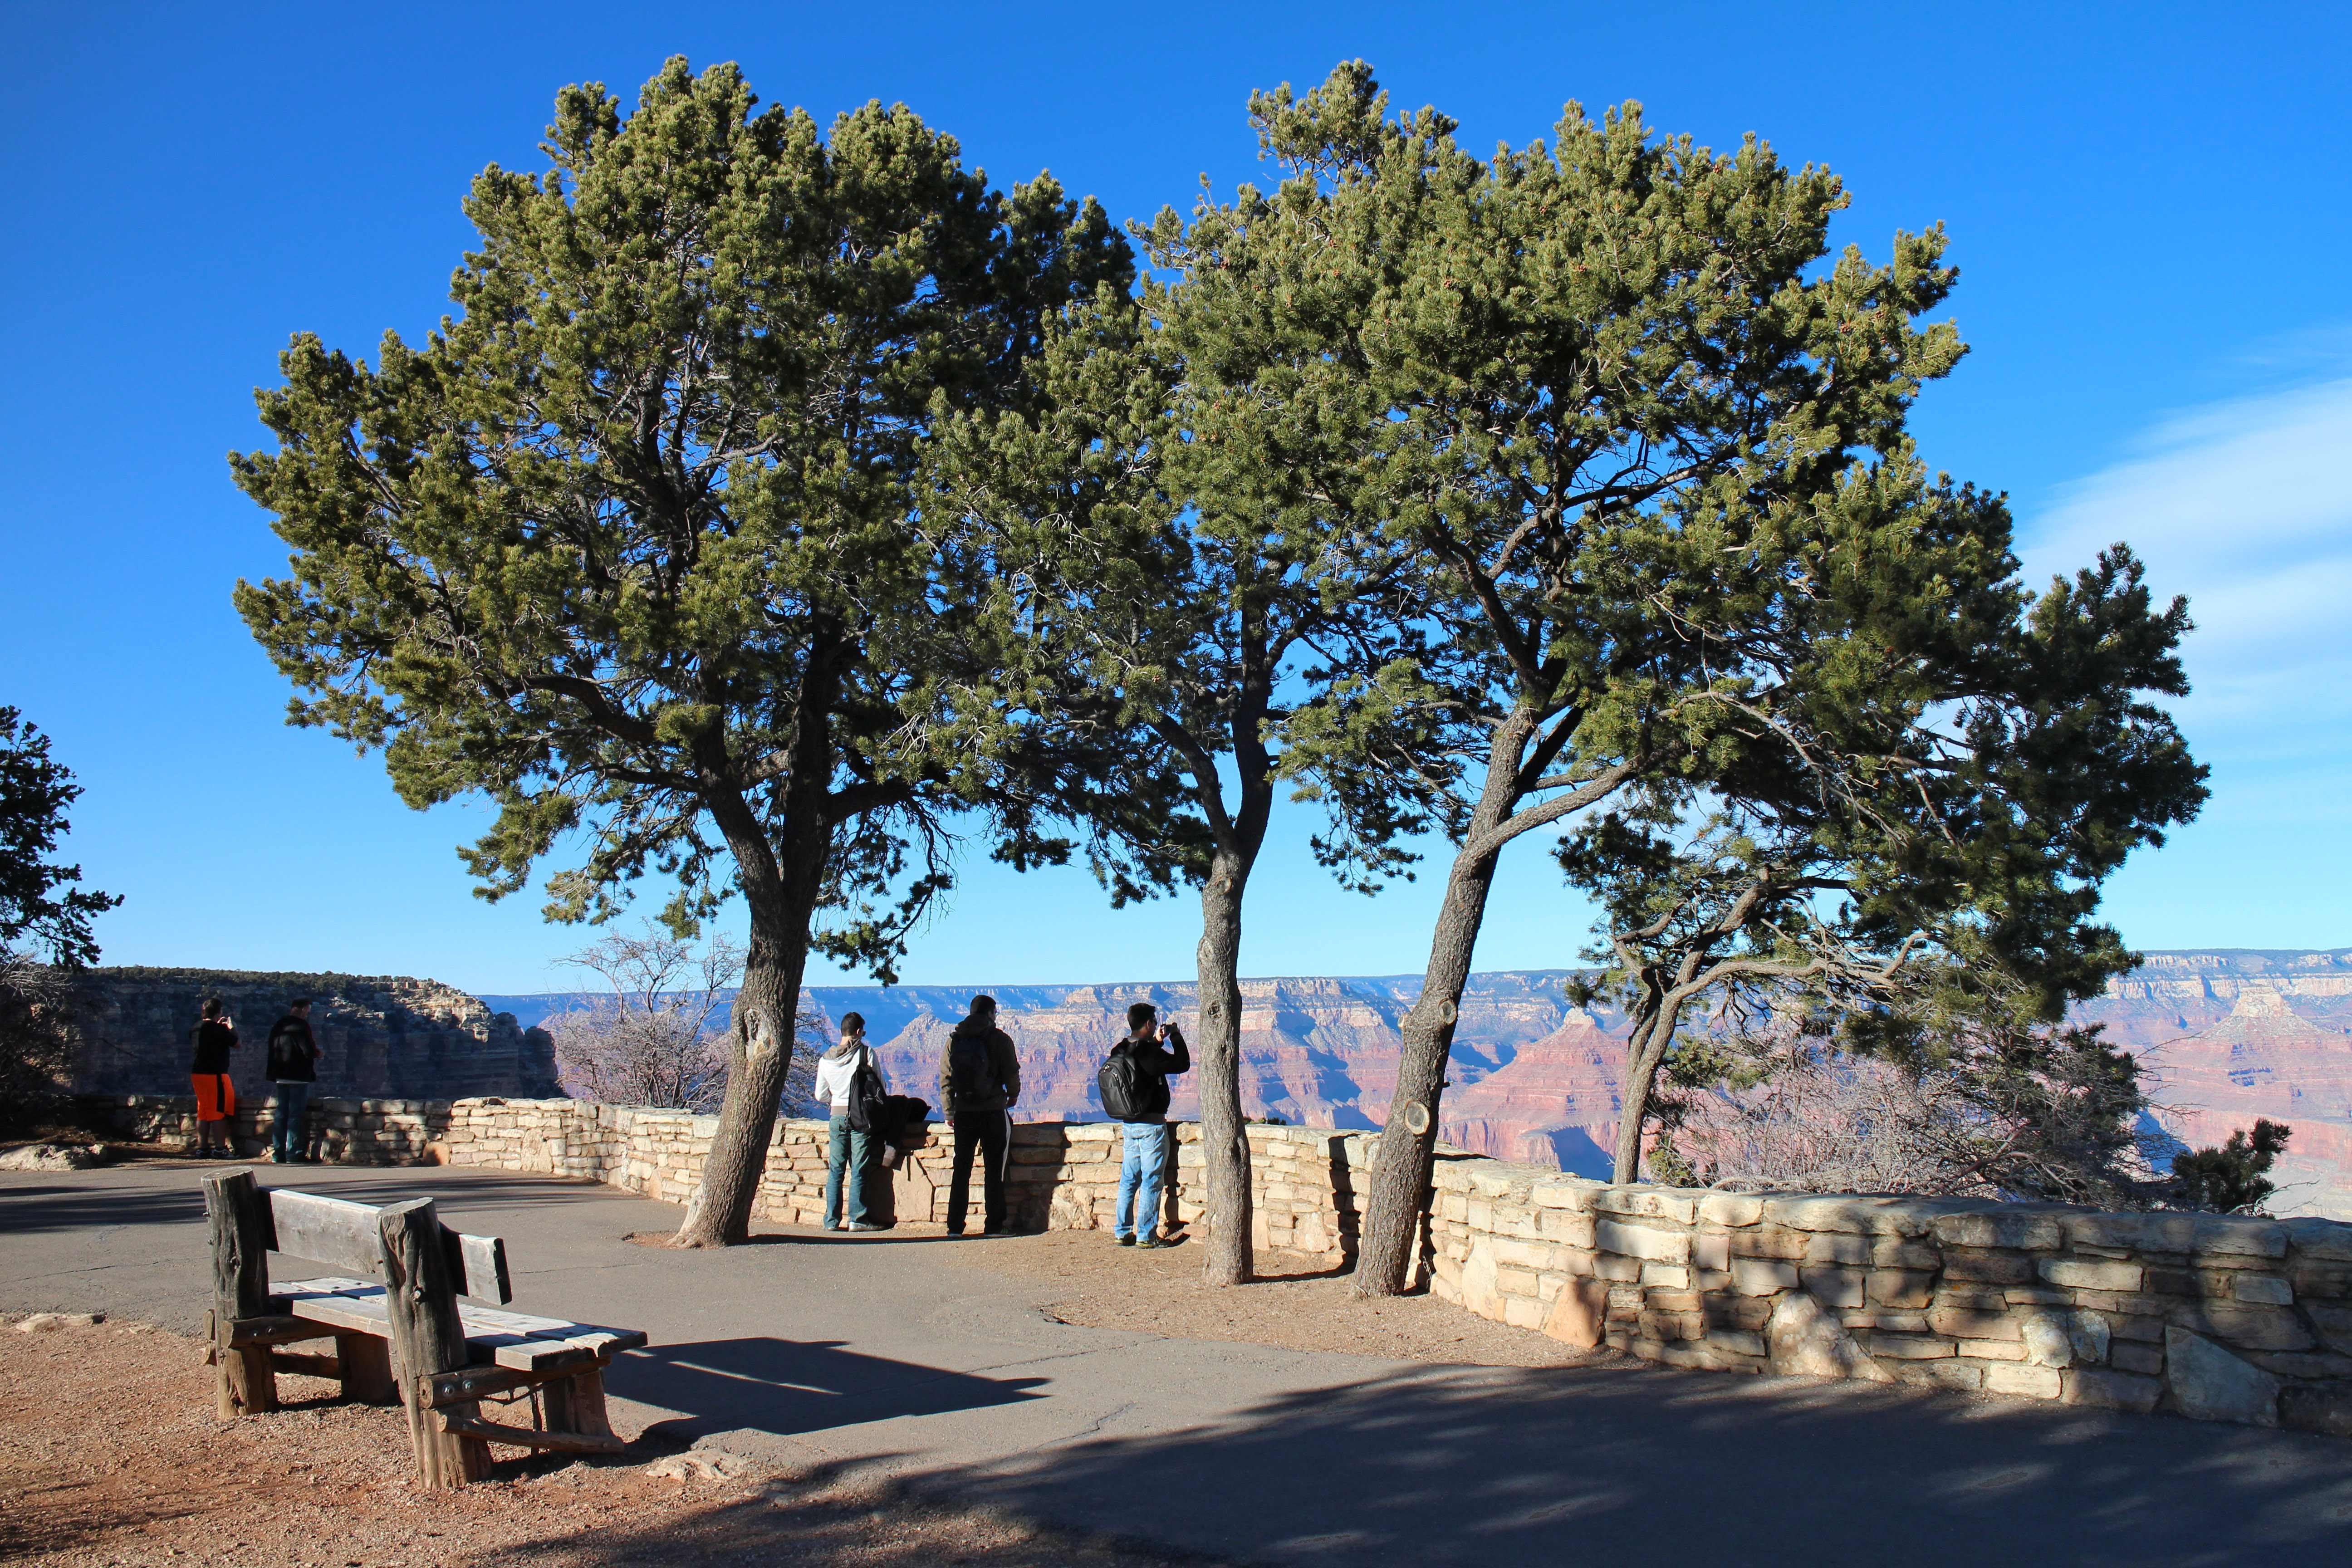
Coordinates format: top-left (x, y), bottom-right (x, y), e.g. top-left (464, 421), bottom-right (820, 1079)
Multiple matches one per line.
top-left (1104, 1002), bottom-right (1190, 1248)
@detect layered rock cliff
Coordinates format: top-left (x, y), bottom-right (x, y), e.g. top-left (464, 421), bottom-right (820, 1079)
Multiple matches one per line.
top-left (485, 947), bottom-right (2352, 1215)
top-left (70, 968), bottom-right (559, 1103)
top-left (2076, 950), bottom-right (2352, 1218)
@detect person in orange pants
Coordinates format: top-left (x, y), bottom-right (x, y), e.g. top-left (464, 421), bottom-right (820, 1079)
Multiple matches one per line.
top-left (189, 997), bottom-right (240, 1157)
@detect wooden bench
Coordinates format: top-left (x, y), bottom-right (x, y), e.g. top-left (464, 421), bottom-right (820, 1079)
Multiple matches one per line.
top-left (200, 1170), bottom-right (647, 1488)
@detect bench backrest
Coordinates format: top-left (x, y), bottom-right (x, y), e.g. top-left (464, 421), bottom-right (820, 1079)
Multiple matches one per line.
top-left (266, 1188), bottom-right (514, 1304)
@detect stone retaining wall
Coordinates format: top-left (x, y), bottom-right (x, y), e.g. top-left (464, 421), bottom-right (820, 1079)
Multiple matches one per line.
top-left (75, 1092), bottom-right (2352, 1436)
top-left (1423, 1155), bottom-right (2352, 1438)
top-left (75, 1093), bottom-right (1371, 1256)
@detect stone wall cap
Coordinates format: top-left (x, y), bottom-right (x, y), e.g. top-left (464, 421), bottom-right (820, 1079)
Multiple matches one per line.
top-left (2189, 1215), bottom-right (2288, 1258)
top-left (1531, 1178), bottom-right (1604, 1212)
top-left (2281, 1216), bottom-right (2352, 1261)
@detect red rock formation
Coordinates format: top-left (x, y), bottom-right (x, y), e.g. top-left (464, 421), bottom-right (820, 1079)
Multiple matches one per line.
top-left (1435, 1012), bottom-right (1630, 1176)
top-left (2082, 954), bottom-right (2352, 1218)
top-left (502, 948), bottom-right (2352, 1214)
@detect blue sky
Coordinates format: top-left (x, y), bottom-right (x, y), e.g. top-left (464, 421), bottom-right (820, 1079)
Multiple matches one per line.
top-left (2, 2), bottom-right (2347, 994)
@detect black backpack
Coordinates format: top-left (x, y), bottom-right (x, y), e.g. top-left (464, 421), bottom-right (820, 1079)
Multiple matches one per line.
top-left (1098, 1043), bottom-right (1145, 1122)
top-left (265, 1019), bottom-right (310, 1080)
top-left (845, 1052), bottom-right (894, 1137)
top-left (947, 1029), bottom-right (995, 1108)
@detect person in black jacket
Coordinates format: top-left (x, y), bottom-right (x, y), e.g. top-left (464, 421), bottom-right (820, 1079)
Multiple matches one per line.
top-left (188, 998), bottom-right (239, 1158)
top-left (1110, 1001), bottom-right (1190, 1248)
top-left (265, 999), bottom-right (323, 1164)
top-left (937, 996), bottom-right (1020, 1236)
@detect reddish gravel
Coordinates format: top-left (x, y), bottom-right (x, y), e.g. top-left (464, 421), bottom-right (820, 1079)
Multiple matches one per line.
top-left (0, 1316), bottom-right (1218, 1566)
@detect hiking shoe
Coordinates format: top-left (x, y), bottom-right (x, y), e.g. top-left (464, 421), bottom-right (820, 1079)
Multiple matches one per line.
top-left (1115, 1235), bottom-right (1135, 1246)
top-left (1136, 1234), bottom-right (1163, 1249)
top-left (848, 1221), bottom-right (888, 1232)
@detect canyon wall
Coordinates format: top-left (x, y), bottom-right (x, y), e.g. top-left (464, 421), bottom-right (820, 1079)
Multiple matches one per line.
top-left (485, 947), bottom-right (2352, 1215)
top-left (68, 968), bottom-right (560, 1105)
top-left (2082, 950), bottom-right (2352, 1218)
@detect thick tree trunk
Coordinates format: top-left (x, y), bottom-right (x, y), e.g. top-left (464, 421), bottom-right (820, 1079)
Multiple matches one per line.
top-left (1193, 850), bottom-right (1253, 1287)
top-left (1353, 713), bottom-right (1535, 1298)
top-left (673, 912), bottom-right (813, 1246)
top-left (673, 648), bottom-right (838, 1249)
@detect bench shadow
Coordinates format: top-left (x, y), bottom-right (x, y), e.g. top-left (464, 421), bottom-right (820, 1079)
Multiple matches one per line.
top-left (611, 1336), bottom-right (1048, 1446)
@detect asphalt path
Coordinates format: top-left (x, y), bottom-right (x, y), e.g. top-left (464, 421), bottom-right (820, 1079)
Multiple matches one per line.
top-left (5, 1158), bottom-right (2349, 1567)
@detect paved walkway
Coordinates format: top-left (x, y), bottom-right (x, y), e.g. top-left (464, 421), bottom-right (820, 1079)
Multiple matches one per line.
top-left (5, 1160), bottom-right (2349, 1567)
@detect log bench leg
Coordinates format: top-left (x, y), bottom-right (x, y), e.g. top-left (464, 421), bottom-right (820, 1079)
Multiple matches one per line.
top-left (206, 1311), bottom-right (280, 1420)
top-left (538, 1363), bottom-right (615, 1442)
top-left (217, 1344), bottom-right (279, 1418)
top-left (202, 1173), bottom-right (279, 1419)
top-left (336, 1333), bottom-right (398, 1405)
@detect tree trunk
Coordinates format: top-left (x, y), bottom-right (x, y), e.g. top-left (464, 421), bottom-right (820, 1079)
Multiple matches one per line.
top-left (673, 650), bottom-right (838, 1249)
top-left (1611, 1004), bottom-right (1668, 1185)
top-left (1612, 986), bottom-right (1697, 1183)
top-left (673, 917), bottom-right (812, 1246)
top-left (1353, 714), bottom-right (1535, 1297)
top-left (1193, 849), bottom-right (1254, 1287)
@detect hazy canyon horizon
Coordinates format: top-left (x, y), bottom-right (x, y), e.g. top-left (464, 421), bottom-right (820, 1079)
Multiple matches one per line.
top-left (482, 946), bottom-right (2352, 1221)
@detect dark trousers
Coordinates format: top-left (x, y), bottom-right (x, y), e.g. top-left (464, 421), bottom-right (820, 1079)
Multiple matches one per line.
top-left (946, 1107), bottom-right (1011, 1234)
top-left (272, 1080), bottom-right (314, 1160)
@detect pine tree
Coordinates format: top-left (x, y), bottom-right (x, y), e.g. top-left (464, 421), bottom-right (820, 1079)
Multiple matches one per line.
top-left (233, 60), bottom-right (1132, 1247)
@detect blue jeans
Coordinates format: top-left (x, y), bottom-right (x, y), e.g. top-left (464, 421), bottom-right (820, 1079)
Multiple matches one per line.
top-left (1116, 1121), bottom-right (1171, 1239)
top-left (824, 1114), bottom-right (873, 1227)
top-left (272, 1080), bottom-right (314, 1160)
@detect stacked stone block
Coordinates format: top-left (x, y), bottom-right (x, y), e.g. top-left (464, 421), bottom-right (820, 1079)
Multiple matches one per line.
top-left (1425, 1159), bottom-right (2352, 1436)
top-left (83, 1093), bottom-right (447, 1164)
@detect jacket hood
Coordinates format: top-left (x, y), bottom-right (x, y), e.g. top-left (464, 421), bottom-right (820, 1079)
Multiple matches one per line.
top-left (950, 1015), bottom-right (998, 1040)
top-left (823, 1036), bottom-right (865, 1061)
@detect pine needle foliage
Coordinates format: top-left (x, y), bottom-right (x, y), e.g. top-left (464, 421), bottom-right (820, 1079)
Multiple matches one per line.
top-left (230, 59), bottom-right (1133, 1245)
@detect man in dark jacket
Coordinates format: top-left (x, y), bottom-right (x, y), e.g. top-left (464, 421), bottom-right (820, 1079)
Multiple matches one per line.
top-left (265, 999), bottom-right (323, 1164)
top-left (1111, 1001), bottom-right (1190, 1247)
top-left (937, 995), bottom-right (1020, 1236)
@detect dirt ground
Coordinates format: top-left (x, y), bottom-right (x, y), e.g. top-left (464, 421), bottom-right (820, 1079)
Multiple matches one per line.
top-left (941, 1227), bottom-right (1622, 1372)
top-left (0, 1316), bottom-right (1224, 1567)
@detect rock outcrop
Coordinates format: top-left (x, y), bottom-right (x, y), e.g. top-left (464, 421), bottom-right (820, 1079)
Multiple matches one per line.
top-left (487, 947), bottom-right (2352, 1214)
top-left (2072, 951), bottom-right (2352, 1218)
top-left (68, 968), bottom-right (559, 1104)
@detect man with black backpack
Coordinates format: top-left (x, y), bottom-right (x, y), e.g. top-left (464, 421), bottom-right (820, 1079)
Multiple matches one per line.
top-left (815, 1011), bottom-right (890, 1232)
top-left (938, 995), bottom-right (1020, 1236)
top-left (1103, 1001), bottom-right (1190, 1248)
top-left (265, 998), bottom-right (323, 1164)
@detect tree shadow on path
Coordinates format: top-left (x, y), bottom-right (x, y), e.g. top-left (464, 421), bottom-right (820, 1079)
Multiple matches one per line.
top-left (909, 1361), bottom-right (2352, 1568)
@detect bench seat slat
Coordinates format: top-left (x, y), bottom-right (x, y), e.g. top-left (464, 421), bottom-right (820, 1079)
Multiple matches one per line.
top-left (277, 1277), bottom-right (380, 1298)
top-left (275, 1279), bottom-right (645, 1365)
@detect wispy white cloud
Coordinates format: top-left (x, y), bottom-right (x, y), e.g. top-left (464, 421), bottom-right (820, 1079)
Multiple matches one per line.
top-left (2017, 375), bottom-right (2352, 813)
